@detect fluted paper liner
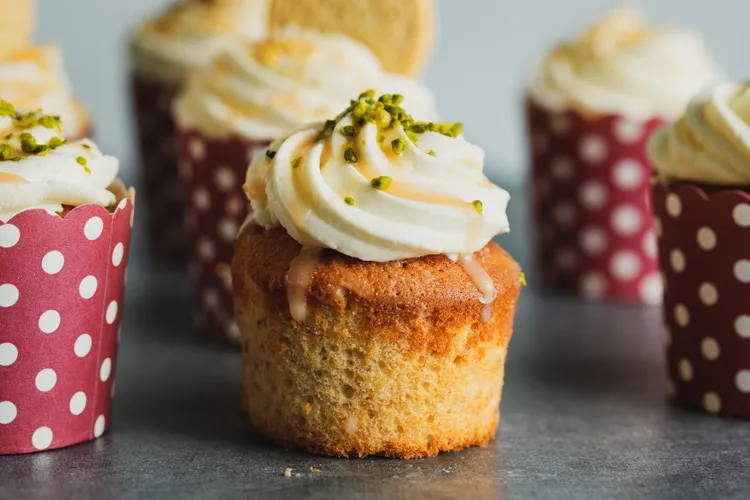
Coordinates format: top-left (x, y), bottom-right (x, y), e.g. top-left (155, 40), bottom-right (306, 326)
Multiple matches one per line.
top-left (131, 75), bottom-right (186, 266)
top-left (527, 98), bottom-right (664, 304)
top-left (177, 129), bottom-right (270, 345)
top-left (653, 181), bottom-right (750, 418)
top-left (0, 187), bottom-right (135, 454)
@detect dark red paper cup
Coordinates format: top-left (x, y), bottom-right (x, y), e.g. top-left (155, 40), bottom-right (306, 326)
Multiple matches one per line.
top-left (527, 98), bottom-right (665, 304)
top-left (653, 181), bottom-right (750, 417)
top-left (0, 187), bottom-right (135, 454)
top-left (131, 75), bottom-right (187, 266)
top-left (177, 129), bottom-right (270, 345)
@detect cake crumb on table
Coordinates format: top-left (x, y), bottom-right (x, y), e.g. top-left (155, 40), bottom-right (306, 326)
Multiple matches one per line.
top-left (310, 466), bottom-right (321, 473)
top-left (283, 468), bottom-right (293, 477)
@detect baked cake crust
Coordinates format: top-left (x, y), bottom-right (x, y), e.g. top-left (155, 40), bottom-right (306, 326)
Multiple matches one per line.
top-left (233, 223), bottom-right (522, 458)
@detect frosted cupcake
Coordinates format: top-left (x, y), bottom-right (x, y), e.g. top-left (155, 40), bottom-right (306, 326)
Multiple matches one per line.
top-left (233, 92), bottom-right (522, 458)
top-left (649, 82), bottom-right (750, 418)
top-left (173, 29), bottom-right (437, 344)
top-left (0, 99), bottom-right (134, 453)
top-left (130, 0), bottom-right (268, 264)
top-left (527, 6), bottom-right (723, 304)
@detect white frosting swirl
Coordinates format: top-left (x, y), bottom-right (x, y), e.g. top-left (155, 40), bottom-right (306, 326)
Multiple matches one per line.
top-left (0, 115), bottom-right (118, 222)
top-left (649, 82), bottom-right (750, 186)
top-left (529, 6), bottom-right (723, 120)
top-left (246, 105), bottom-right (509, 262)
top-left (0, 45), bottom-right (89, 138)
top-left (174, 29), bottom-right (438, 141)
top-left (131, 0), bottom-right (270, 83)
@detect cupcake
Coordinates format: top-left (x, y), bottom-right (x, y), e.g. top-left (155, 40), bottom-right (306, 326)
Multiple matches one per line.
top-left (0, 99), bottom-right (134, 454)
top-left (233, 93), bottom-right (522, 458)
top-left (649, 82), bottom-right (750, 418)
top-left (527, 5), bottom-right (723, 304)
top-left (173, 29), bottom-right (438, 344)
top-left (130, 0), bottom-right (268, 265)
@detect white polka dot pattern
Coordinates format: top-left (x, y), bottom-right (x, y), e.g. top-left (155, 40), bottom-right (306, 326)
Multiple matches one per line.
top-left (528, 100), bottom-right (663, 304)
top-left (653, 181), bottom-right (750, 417)
top-left (177, 130), bottom-right (271, 345)
top-left (0, 196), bottom-right (133, 453)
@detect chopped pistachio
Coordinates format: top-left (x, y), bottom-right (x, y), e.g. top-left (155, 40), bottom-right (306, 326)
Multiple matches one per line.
top-left (391, 94), bottom-right (404, 105)
top-left (374, 108), bottom-right (391, 129)
top-left (266, 149), bottom-right (276, 159)
top-left (391, 137), bottom-right (406, 155)
top-left (76, 156), bottom-right (91, 173)
top-left (0, 99), bottom-right (14, 117)
top-left (20, 133), bottom-right (49, 155)
top-left (472, 200), bottom-right (483, 214)
top-left (361, 139), bottom-right (366, 146)
top-left (376, 134), bottom-right (385, 143)
top-left (452, 122), bottom-right (464, 137)
top-left (344, 196), bottom-right (355, 206)
top-left (48, 137), bottom-right (67, 149)
top-left (405, 130), bottom-right (419, 144)
top-left (519, 272), bottom-right (527, 288)
top-left (291, 157), bottom-right (301, 169)
top-left (344, 148), bottom-right (358, 164)
top-left (428, 150), bottom-right (436, 157)
top-left (0, 144), bottom-right (10, 160)
top-left (352, 99), bottom-right (369, 119)
top-left (81, 143), bottom-right (91, 150)
top-left (378, 94), bottom-right (392, 104)
top-left (359, 89), bottom-right (376, 100)
top-left (38, 115), bottom-right (61, 129)
top-left (370, 176), bottom-right (392, 191)
top-left (8, 157), bottom-right (21, 162)
top-left (340, 125), bottom-right (357, 137)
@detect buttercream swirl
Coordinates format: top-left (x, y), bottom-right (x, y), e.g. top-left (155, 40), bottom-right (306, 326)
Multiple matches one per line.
top-left (649, 82), bottom-right (750, 186)
top-left (529, 6), bottom-right (723, 120)
top-left (0, 45), bottom-right (88, 138)
top-left (131, 0), bottom-right (270, 83)
top-left (174, 29), bottom-right (438, 141)
top-left (245, 94), bottom-right (509, 262)
top-left (0, 107), bottom-right (118, 222)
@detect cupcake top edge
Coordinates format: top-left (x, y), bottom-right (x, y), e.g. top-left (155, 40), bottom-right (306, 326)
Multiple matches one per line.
top-left (244, 90), bottom-right (510, 263)
top-left (528, 5), bottom-right (724, 121)
top-left (649, 82), bottom-right (750, 187)
top-left (173, 27), bottom-right (438, 141)
top-left (0, 44), bottom-right (89, 139)
top-left (131, 0), bottom-right (271, 80)
top-left (0, 99), bottom-right (119, 222)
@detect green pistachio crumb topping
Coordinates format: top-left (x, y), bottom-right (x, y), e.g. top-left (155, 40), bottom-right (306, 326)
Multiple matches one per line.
top-left (378, 94), bottom-right (392, 104)
top-left (38, 115), bottom-right (61, 129)
top-left (359, 89), bottom-right (376, 100)
top-left (291, 157), bottom-right (301, 169)
top-left (0, 99), bottom-right (15, 117)
top-left (76, 156), bottom-right (91, 174)
top-left (48, 137), bottom-right (67, 150)
top-left (361, 139), bottom-right (366, 146)
top-left (376, 134), bottom-right (385, 143)
top-left (266, 149), bottom-right (276, 159)
top-left (370, 176), bottom-right (392, 191)
top-left (519, 272), bottom-right (527, 288)
top-left (344, 148), bottom-right (358, 164)
top-left (340, 125), bottom-right (357, 137)
top-left (0, 144), bottom-right (10, 160)
top-left (344, 196), bottom-right (355, 206)
top-left (20, 133), bottom-right (49, 155)
top-left (81, 143), bottom-right (91, 149)
top-left (391, 137), bottom-right (406, 155)
top-left (8, 157), bottom-right (21, 162)
top-left (428, 150), bottom-right (436, 157)
top-left (472, 200), bottom-right (483, 214)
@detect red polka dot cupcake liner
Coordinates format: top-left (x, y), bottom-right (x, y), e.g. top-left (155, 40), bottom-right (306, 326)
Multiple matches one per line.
top-left (131, 76), bottom-right (187, 266)
top-left (0, 187), bottom-right (135, 454)
top-left (527, 98), bottom-right (665, 304)
top-left (653, 181), bottom-right (750, 418)
top-left (177, 129), bottom-right (270, 346)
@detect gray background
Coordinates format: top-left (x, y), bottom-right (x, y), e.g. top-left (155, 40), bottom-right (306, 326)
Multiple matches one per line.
top-left (36, 0), bottom-right (750, 182)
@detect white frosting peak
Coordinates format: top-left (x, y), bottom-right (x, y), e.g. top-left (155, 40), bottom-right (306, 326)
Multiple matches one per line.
top-left (529, 6), bottom-right (724, 120)
top-left (246, 97), bottom-right (509, 262)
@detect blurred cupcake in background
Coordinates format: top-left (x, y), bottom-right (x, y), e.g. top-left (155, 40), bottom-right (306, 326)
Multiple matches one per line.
top-left (173, 28), bottom-right (438, 344)
top-left (649, 82), bottom-right (750, 418)
top-left (527, 5), bottom-right (723, 304)
top-left (0, 99), bottom-right (135, 453)
top-left (0, 0), bottom-right (91, 140)
top-left (130, 0), bottom-right (269, 265)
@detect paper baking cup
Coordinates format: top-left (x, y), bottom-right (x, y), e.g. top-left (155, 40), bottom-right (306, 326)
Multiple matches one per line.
top-left (131, 75), bottom-right (186, 266)
top-left (0, 188), bottom-right (135, 454)
top-left (527, 98), bottom-right (665, 304)
top-left (653, 181), bottom-right (750, 417)
top-left (177, 129), bottom-right (270, 345)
